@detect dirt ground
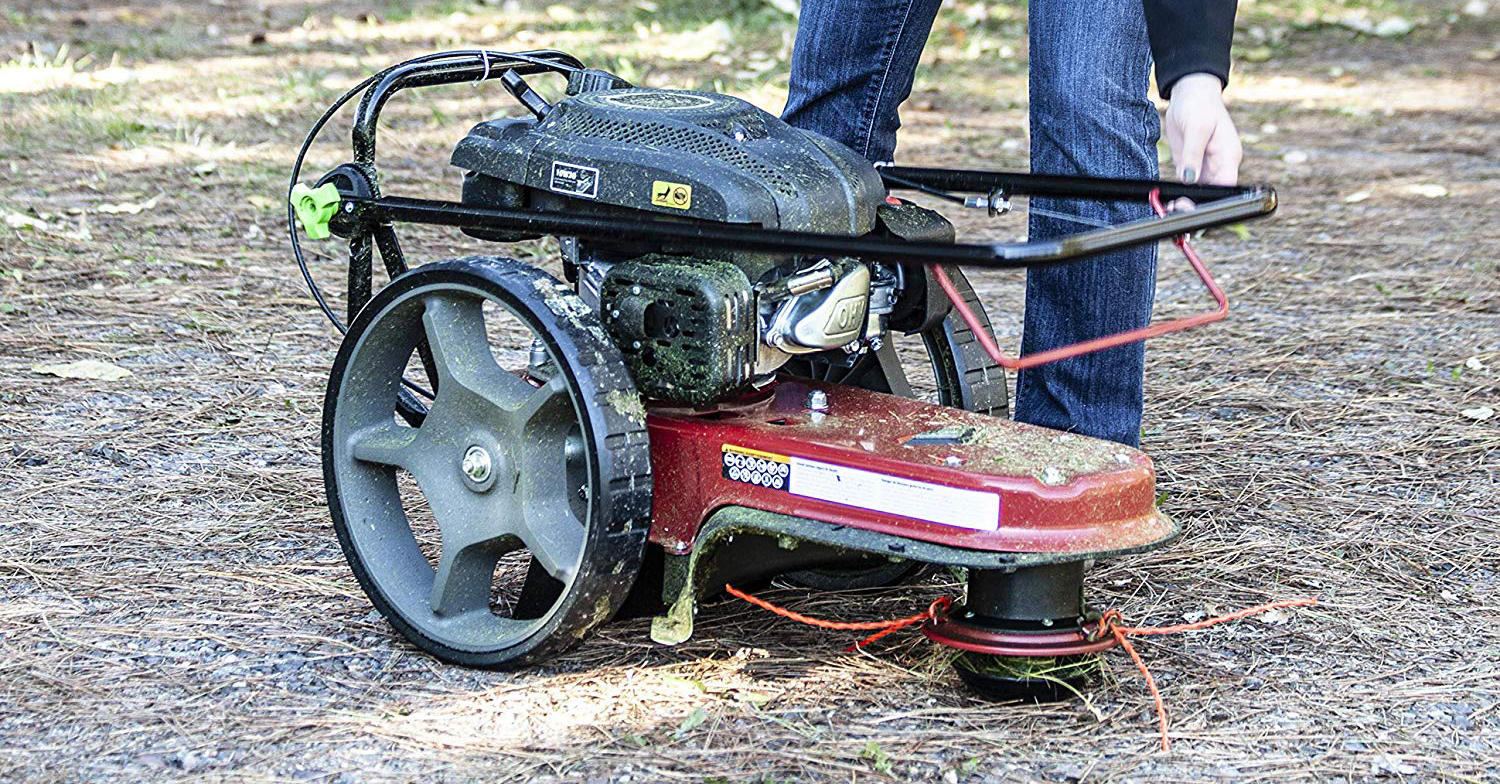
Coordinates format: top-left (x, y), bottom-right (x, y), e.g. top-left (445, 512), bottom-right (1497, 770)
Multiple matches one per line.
top-left (1, 1), bottom-right (1497, 781)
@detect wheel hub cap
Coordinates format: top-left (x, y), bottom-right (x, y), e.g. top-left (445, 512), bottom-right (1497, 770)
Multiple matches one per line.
top-left (462, 445), bottom-right (493, 485)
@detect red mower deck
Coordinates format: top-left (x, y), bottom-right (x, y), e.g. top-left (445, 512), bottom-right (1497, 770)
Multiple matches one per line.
top-left (645, 378), bottom-right (1176, 557)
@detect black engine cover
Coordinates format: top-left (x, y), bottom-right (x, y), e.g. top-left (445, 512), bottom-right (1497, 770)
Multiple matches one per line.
top-left (598, 255), bottom-right (757, 404)
top-left (451, 88), bottom-right (884, 234)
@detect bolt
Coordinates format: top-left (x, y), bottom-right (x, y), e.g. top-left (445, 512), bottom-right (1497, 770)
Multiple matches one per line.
top-left (630, 285), bottom-right (642, 295)
top-left (807, 389), bottom-right (829, 412)
top-left (461, 446), bottom-right (492, 483)
top-left (343, 202), bottom-right (354, 213)
top-left (631, 340), bottom-right (642, 350)
top-left (528, 337), bottom-right (548, 368)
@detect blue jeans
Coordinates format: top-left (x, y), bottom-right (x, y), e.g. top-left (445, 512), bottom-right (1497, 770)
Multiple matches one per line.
top-left (783, 0), bottom-right (1160, 448)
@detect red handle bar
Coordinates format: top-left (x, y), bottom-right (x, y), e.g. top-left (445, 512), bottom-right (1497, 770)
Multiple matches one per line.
top-left (931, 188), bottom-right (1228, 371)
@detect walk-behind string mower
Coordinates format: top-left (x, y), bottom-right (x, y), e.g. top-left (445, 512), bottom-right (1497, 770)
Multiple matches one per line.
top-left (288, 50), bottom-right (1281, 704)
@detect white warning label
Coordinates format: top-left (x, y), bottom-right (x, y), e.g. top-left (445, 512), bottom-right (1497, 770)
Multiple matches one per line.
top-left (788, 457), bottom-right (1000, 531)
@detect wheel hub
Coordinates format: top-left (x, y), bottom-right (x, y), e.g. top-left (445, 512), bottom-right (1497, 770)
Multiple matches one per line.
top-left (461, 444), bottom-right (495, 489)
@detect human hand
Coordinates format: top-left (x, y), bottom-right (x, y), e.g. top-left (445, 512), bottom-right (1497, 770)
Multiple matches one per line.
top-left (1164, 72), bottom-right (1242, 188)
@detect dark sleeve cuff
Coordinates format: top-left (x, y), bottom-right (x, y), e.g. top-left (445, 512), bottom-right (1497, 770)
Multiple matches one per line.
top-left (1144, 0), bottom-right (1237, 99)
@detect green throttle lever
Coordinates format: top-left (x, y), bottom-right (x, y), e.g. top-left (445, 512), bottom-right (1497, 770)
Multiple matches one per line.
top-left (290, 182), bottom-right (342, 240)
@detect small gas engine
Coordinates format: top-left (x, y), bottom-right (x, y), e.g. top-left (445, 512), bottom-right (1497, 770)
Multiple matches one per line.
top-left (451, 84), bottom-right (958, 404)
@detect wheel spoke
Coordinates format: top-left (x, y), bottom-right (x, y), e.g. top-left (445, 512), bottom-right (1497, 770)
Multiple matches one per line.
top-left (349, 422), bottom-right (420, 470)
top-left (512, 374), bottom-right (571, 435)
top-left (516, 503), bottom-right (584, 583)
top-left (429, 535), bottom-right (511, 618)
top-left (421, 293), bottom-right (533, 408)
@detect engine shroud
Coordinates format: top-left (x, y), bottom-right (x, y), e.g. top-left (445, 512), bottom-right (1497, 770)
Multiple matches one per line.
top-left (451, 87), bottom-right (884, 234)
top-left (599, 255), bottom-right (757, 404)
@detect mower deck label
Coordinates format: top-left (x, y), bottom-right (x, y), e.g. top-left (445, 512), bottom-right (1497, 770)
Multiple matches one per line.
top-left (721, 445), bottom-right (1000, 531)
top-left (549, 161), bottom-right (600, 199)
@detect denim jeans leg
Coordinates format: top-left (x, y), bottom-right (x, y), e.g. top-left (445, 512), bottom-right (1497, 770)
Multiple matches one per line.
top-left (781, 0), bottom-right (944, 162)
top-left (1016, 0), bottom-right (1162, 448)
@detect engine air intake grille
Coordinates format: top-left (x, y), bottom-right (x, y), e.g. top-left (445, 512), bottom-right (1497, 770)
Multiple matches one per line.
top-left (553, 112), bottom-right (800, 199)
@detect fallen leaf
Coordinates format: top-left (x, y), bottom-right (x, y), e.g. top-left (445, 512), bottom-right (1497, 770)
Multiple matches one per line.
top-left (673, 706), bottom-right (708, 737)
top-left (1373, 18), bottom-right (1414, 37)
top-left (2, 210), bottom-right (48, 230)
top-left (1243, 46), bottom-right (1273, 63)
top-left (661, 20), bottom-right (733, 61)
top-left (32, 359), bottom-right (133, 381)
top-left (730, 689), bottom-right (771, 707)
top-left (247, 195), bottom-right (278, 211)
top-left (1464, 356), bottom-right (1486, 371)
top-left (1404, 184), bottom-right (1448, 198)
top-left (1282, 150), bottom-right (1309, 164)
top-left (1460, 406), bottom-right (1494, 421)
top-left (1343, 190), bottom-right (1371, 203)
top-left (1334, 12), bottom-right (1376, 34)
top-left (1259, 608), bottom-right (1289, 625)
top-left (1371, 753), bottom-right (1418, 776)
top-left (660, 674), bottom-right (707, 693)
top-left (97, 194), bottom-right (162, 214)
top-left (544, 4), bottom-right (578, 22)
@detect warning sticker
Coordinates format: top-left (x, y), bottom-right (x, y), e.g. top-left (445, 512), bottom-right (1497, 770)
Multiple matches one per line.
top-left (651, 180), bottom-right (693, 210)
top-left (722, 445), bottom-right (790, 491)
top-left (720, 445), bottom-right (1000, 531)
top-left (790, 457), bottom-right (1000, 531)
top-left (550, 161), bottom-right (600, 199)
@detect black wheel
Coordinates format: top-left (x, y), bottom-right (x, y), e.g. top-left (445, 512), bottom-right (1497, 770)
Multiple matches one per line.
top-left (783, 265), bottom-right (1008, 589)
top-left (322, 257), bottom-right (652, 668)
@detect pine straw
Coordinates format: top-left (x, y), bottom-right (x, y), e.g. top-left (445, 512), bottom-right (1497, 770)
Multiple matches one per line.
top-left (2, 3), bottom-right (1498, 782)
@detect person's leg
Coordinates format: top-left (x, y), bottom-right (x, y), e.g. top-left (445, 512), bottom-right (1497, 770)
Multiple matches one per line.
top-left (1016, 0), bottom-right (1161, 448)
top-left (781, 0), bottom-right (945, 162)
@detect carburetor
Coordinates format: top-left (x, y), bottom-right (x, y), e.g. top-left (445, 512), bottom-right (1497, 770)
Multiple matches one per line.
top-left (760, 258), bottom-right (871, 355)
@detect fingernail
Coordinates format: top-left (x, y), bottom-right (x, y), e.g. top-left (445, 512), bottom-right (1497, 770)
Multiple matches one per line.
top-left (1182, 167), bottom-right (1198, 184)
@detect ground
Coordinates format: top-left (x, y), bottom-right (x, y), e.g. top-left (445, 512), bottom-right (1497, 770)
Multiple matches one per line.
top-left (1, 1), bottom-right (1497, 781)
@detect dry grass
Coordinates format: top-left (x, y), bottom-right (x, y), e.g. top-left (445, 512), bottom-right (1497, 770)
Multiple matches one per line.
top-left (1, 1), bottom-right (1497, 781)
